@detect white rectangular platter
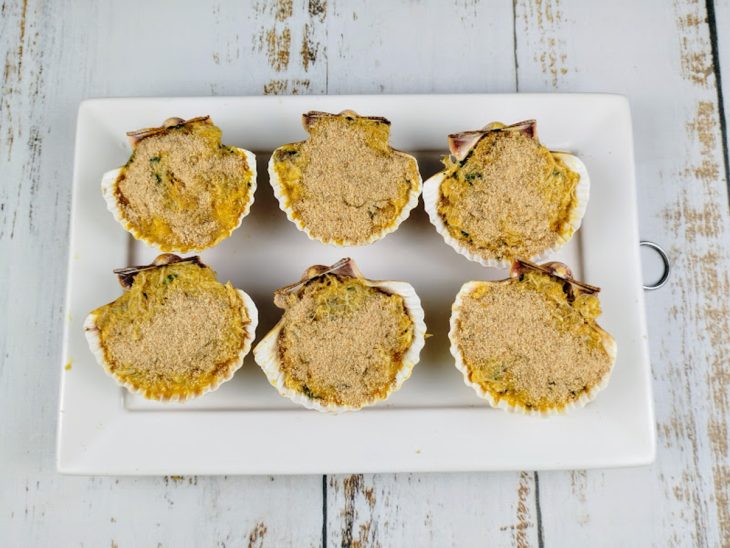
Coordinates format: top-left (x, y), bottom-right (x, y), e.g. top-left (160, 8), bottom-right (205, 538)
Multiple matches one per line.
top-left (58, 94), bottom-right (655, 474)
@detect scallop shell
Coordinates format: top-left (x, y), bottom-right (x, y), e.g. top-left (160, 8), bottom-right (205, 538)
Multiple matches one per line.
top-left (449, 259), bottom-right (617, 416)
top-left (253, 258), bottom-right (427, 413)
top-left (268, 110), bottom-right (422, 246)
top-left (84, 254), bottom-right (259, 402)
top-left (102, 116), bottom-right (257, 253)
top-left (422, 120), bottom-right (590, 268)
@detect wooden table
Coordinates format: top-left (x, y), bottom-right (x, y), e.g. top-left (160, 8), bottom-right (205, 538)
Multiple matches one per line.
top-left (1, 1), bottom-right (729, 545)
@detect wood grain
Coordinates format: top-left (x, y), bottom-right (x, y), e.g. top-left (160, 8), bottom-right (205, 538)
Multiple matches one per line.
top-left (715, 0), bottom-right (730, 210)
top-left (2, 0), bottom-right (729, 546)
top-left (326, 472), bottom-right (542, 548)
top-left (515, 0), bottom-right (730, 546)
top-left (324, 0), bottom-right (516, 94)
top-left (0, 1), bottom-right (324, 545)
top-left (321, 1), bottom-right (537, 545)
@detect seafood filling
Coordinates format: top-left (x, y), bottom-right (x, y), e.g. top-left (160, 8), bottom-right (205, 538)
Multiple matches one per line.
top-left (114, 118), bottom-right (254, 252)
top-left (455, 268), bottom-right (612, 412)
top-left (276, 274), bottom-right (414, 407)
top-left (438, 124), bottom-right (579, 261)
top-left (90, 260), bottom-right (249, 399)
top-left (272, 112), bottom-right (420, 244)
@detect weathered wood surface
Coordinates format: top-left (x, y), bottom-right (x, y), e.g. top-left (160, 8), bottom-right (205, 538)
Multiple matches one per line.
top-left (1, 0), bottom-right (728, 546)
top-left (513, 1), bottom-right (730, 547)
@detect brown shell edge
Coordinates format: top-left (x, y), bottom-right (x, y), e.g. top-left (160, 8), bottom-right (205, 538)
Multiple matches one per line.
top-left (447, 119), bottom-right (538, 161)
top-left (126, 116), bottom-right (212, 147)
top-left (510, 258), bottom-right (601, 299)
top-left (273, 257), bottom-right (363, 308)
top-left (302, 110), bottom-right (391, 132)
top-left (298, 110), bottom-right (417, 170)
top-left (113, 254), bottom-right (204, 289)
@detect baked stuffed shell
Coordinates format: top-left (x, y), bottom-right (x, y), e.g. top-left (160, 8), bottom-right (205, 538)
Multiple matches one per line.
top-left (449, 259), bottom-right (616, 415)
top-left (84, 254), bottom-right (258, 401)
top-left (423, 120), bottom-right (589, 267)
top-left (268, 110), bottom-right (421, 245)
top-left (101, 116), bottom-right (257, 252)
top-left (253, 258), bottom-right (426, 412)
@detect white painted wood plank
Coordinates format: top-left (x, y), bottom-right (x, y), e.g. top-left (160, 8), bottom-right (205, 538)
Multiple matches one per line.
top-left (325, 0), bottom-right (516, 94)
top-left (326, 472), bottom-right (542, 548)
top-left (5, 475), bottom-right (322, 547)
top-left (515, 0), bottom-right (730, 546)
top-left (0, 1), bottom-right (325, 545)
top-left (715, 0), bottom-right (730, 212)
top-left (321, 2), bottom-right (540, 546)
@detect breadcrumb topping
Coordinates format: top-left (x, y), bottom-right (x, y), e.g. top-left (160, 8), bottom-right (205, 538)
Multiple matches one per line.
top-left (455, 270), bottom-right (612, 411)
top-left (277, 274), bottom-right (414, 407)
top-left (115, 119), bottom-right (253, 252)
top-left (272, 114), bottom-right (419, 243)
top-left (92, 261), bottom-right (249, 400)
top-left (438, 130), bottom-right (579, 261)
